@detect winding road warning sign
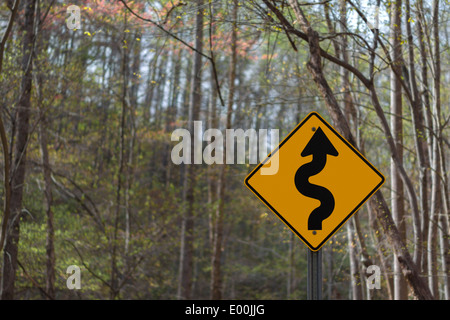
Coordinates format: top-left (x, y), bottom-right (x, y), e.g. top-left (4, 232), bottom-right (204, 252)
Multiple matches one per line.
top-left (244, 112), bottom-right (385, 251)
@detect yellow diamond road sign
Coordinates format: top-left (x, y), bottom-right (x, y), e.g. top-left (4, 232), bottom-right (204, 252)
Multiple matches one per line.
top-left (245, 112), bottom-right (385, 251)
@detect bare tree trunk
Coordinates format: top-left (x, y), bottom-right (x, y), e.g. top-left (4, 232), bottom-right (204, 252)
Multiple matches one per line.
top-left (352, 213), bottom-right (377, 297)
top-left (165, 44), bottom-right (182, 189)
top-left (1, 0), bottom-right (36, 300)
top-left (438, 136), bottom-right (450, 299)
top-left (428, 137), bottom-right (440, 298)
top-left (428, 0), bottom-right (442, 298)
top-left (206, 91), bottom-right (218, 247)
top-left (325, 241), bottom-right (334, 299)
top-left (0, 0), bottom-right (18, 255)
top-left (389, 0), bottom-right (408, 300)
top-left (124, 30), bottom-right (141, 257)
top-left (439, 211), bottom-right (450, 299)
top-left (39, 111), bottom-right (55, 299)
top-left (434, 0), bottom-right (450, 299)
top-left (347, 219), bottom-right (363, 299)
top-left (416, 0), bottom-right (432, 275)
top-left (110, 11), bottom-right (130, 300)
top-left (283, 0), bottom-right (433, 299)
top-left (211, 0), bottom-right (237, 300)
top-left (287, 232), bottom-right (296, 299)
top-left (178, 0), bottom-right (204, 299)
top-left (206, 0), bottom-right (219, 248)
top-left (368, 202), bottom-right (394, 300)
top-left (402, 0), bottom-right (431, 278)
top-left (143, 51), bottom-right (159, 123)
top-left (34, 28), bottom-right (55, 299)
top-left (371, 192), bottom-right (433, 299)
top-left (337, 2), bottom-right (362, 299)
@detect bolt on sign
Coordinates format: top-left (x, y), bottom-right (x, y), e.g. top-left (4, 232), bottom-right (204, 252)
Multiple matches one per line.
top-left (245, 112), bottom-right (385, 251)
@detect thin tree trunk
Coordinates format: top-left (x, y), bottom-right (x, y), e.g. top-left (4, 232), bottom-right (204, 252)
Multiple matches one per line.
top-left (352, 213), bottom-right (376, 297)
top-left (403, 0), bottom-right (431, 277)
top-left (428, 136), bottom-right (440, 298)
top-left (416, 1), bottom-right (432, 275)
top-left (206, 22), bottom-right (219, 248)
top-left (207, 91), bottom-right (218, 246)
top-left (110, 11), bottom-right (130, 299)
top-left (165, 44), bottom-right (182, 189)
top-left (287, 232), bottom-right (296, 299)
top-left (326, 241), bottom-right (334, 299)
top-left (435, 0), bottom-right (450, 299)
top-left (143, 52), bottom-right (159, 123)
top-left (124, 33), bottom-right (140, 258)
top-left (368, 202), bottom-right (394, 300)
top-left (389, 0), bottom-right (408, 300)
top-left (178, 0), bottom-right (204, 299)
top-left (1, 0), bottom-right (36, 300)
top-left (347, 219), bottom-right (363, 299)
top-left (207, 37), bottom-right (218, 247)
top-left (39, 111), bottom-right (55, 299)
top-left (338, 2), bottom-right (362, 299)
top-left (438, 135), bottom-right (450, 299)
top-left (124, 32), bottom-right (140, 257)
top-left (439, 211), bottom-right (450, 299)
top-left (211, 0), bottom-right (237, 300)
top-left (153, 54), bottom-right (167, 130)
top-left (371, 192), bottom-right (433, 299)
top-left (0, 0), bottom-right (18, 254)
top-left (34, 29), bottom-right (55, 299)
top-left (428, 0), bottom-right (442, 298)
top-left (353, 133), bottom-right (378, 299)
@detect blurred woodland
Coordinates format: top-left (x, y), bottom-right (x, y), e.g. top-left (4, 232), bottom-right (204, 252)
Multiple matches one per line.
top-left (0, 0), bottom-right (449, 299)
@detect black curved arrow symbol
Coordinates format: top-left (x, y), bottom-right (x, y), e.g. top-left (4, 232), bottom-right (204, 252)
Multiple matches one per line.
top-left (294, 127), bottom-right (339, 230)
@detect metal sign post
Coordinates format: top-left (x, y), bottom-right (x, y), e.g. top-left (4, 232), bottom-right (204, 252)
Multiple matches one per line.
top-left (307, 249), bottom-right (322, 300)
top-left (244, 112), bottom-right (385, 300)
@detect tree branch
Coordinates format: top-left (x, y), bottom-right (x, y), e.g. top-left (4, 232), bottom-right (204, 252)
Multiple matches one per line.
top-left (346, 0), bottom-right (414, 103)
top-left (118, 0), bottom-right (225, 106)
top-left (0, 0), bottom-right (19, 254)
top-left (65, 239), bottom-right (112, 290)
top-left (17, 258), bottom-right (54, 300)
top-left (261, 0), bottom-right (371, 88)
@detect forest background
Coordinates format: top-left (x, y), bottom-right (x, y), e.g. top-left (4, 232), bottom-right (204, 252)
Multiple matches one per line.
top-left (0, 0), bottom-right (448, 300)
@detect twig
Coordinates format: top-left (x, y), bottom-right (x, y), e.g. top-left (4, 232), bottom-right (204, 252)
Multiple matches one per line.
top-left (261, 0), bottom-right (371, 88)
top-left (117, 255), bottom-right (144, 292)
top-left (118, 0), bottom-right (225, 106)
top-left (50, 173), bottom-right (106, 235)
top-left (17, 258), bottom-right (54, 300)
top-left (161, 1), bottom-right (186, 25)
top-left (65, 239), bottom-right (113, 290)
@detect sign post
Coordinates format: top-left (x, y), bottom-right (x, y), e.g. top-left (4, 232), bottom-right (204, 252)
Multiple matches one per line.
top-left (244, 112), bottom-right (385, 298)
top-left (307, 250), bottom-right (322, 300)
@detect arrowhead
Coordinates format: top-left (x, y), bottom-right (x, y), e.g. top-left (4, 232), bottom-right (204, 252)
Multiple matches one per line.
top-left (301, 127), bottom-right (339, 157)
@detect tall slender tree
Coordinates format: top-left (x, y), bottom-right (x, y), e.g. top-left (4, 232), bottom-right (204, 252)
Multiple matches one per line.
top-left (34, 25), bottom-right (55, 299)
top-left (211, 0), bottom-right (238, 300)
top-left (1, 0), bottom-right (37, 299)
top-left (428, 0), bottom-right (442, 299)
top-left (178, 0), bottom-right (204, 299)
top-left (389, 0), bottom-right (407, 300)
